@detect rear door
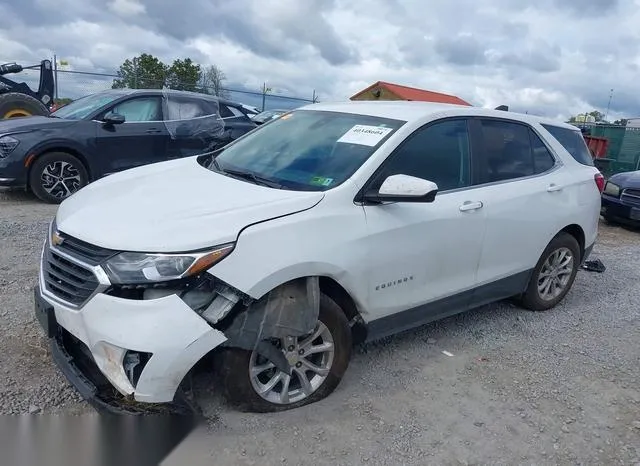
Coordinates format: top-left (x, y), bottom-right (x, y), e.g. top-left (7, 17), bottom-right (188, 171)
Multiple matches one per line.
top-left (468, 117), bottom-right (570, 292)
top-left (165, 95), bottom-right (227, 158)
top-left (219, 103), bottom-right (257, 141)
top-left (94, 95), bottom-right (168, 175)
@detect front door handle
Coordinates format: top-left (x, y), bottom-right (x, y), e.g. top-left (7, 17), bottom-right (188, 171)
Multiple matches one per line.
top-left (145, 128), bottom-right (162, 134)
top-left (547, 183), bottom-right (563, 192)
top-left (459, 201), bottom-right (483, 212)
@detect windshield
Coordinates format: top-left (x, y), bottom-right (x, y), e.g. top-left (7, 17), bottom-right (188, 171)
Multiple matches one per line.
top-left (212, 109), bottom-right (405, 191)
top-left (51, 92), bottom-right (124, 120)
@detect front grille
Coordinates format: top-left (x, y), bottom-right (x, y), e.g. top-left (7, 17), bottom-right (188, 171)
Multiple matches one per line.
top-left (54, 233), bottom-right (117, 266)
top-left (621, 188), bottom-right (640, 207)
top-left (43, 247), bottom-right (100, 306)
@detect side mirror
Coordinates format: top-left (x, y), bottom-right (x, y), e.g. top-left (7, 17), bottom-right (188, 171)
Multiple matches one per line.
top-left (363, 174), bottom-right (439, 203)
top-left (103, 112), bottom-right (125, 125)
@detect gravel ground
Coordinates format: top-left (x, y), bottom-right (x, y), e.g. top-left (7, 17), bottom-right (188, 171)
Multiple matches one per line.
top-left (1, 188), bottom-right (639, 465)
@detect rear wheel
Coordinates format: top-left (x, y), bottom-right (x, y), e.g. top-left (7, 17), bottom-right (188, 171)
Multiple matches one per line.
top-left (29, 152), bottom-right (89, 203)
top-left (0, 93), bottom-right (49, 119)
top-left (520, 232), bottom-right (580, 311)
top-left (217, 293), bottom-right (352, 412)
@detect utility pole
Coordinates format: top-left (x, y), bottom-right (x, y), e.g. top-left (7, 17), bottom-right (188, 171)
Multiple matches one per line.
top-left (261, 83), bottom-right (272, 111)
top-left (53, 53), bottom-right (58, 100)
top-left (604, 88), bottom-right (614, 122)
top-left (133, 56), bottom-right (138, 89)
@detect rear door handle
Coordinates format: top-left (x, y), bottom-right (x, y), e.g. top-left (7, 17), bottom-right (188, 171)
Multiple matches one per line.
top-left (459, 201), bottom-right (483, 212)
top-left (547, 183), bottom-right (563, 192)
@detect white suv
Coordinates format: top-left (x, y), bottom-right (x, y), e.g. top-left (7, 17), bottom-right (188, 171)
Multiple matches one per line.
top-left (35, 101), bottom-right (603, 413)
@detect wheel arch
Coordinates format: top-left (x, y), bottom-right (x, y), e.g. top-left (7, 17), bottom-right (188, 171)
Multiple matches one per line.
top-left (319, 276), bottom-right (368, 344)
top-left (26, 146), bottom-right (92, 188)
top-left (559, 223), bottom-right (585, 262)
top-left (216, 274), bottom-right (369, 346)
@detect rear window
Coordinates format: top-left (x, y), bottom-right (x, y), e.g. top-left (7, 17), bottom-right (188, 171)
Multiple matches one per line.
top-left (541, 124), bottom-right (594, 166)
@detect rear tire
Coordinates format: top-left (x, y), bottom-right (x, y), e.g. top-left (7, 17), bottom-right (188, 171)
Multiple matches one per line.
top-left (0, 92), bottom-right (49, 119)
top-left (520, 232), bottom-right (581, 311)
top-left (217, 293), bottom-right (352, 413)
top-left (29, 152), bottom-right (89, 204)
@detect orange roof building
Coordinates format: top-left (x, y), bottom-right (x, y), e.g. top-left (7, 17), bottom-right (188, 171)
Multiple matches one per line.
top-left (350, 81), bottom-right (471, 106)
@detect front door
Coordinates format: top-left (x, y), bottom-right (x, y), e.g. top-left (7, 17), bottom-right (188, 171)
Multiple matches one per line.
top-left (361, 118), bottom-right (487, 338)
top-left (94, 95), bottom-right (169, 176)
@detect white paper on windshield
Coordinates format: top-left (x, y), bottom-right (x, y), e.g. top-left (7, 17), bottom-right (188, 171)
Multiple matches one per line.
top-left (337, 125), bottom-right (393, 146)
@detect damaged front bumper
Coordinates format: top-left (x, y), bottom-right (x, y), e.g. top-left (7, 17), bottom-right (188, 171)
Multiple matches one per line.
top-left (35, 279), bottom-right (229, 414)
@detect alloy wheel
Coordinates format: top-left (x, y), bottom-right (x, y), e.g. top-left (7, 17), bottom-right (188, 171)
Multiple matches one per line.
top-left (248, 321), bottom-right (335, 405)
top-left (40, 161), bottom-right (82, 199)
top-left (537, 247), bottom-right (574, 301)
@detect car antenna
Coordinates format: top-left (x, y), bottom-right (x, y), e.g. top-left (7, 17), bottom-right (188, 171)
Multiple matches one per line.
top-left (495, 105), bottom-right (509, 111)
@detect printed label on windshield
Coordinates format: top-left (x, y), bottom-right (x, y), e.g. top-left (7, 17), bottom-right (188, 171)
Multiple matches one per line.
top-left (337, 124), bottom-right (393, 146)
top-left (309, 176), bottom-right (334, 187)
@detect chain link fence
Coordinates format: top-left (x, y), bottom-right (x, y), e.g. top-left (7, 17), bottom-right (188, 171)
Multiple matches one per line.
top-left (12, 67), bottom-right (317, 111)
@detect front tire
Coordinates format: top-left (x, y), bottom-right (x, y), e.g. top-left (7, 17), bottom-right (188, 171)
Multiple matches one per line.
top-left (217, 293), bottom-right (352, 412)
top-left (29, 152), bottom-right (89, 204)
top-left (520, 232), bottom-right (581, 311)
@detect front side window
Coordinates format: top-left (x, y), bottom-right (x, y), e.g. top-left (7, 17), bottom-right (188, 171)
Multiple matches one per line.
top-left (51, 92), bottom-right (123, 120)
top-left (375, 119), bottom-right (471, 192)
top-left (477, 119), bottom-right (536, 183)
top-left (109, 97), bottom-right (162, 122)
top-left (211, 110), bottom-right (405, 191)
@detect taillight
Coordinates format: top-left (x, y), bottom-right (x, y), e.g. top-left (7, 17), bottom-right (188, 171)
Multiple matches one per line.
top-left (594, 172), bottom-right (605, 193)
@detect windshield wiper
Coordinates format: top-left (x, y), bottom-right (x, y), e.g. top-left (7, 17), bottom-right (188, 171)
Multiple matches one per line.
top-left (223, 168), bottom-right (284, 189)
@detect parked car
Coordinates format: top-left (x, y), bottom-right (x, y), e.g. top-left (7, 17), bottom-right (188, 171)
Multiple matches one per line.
top-left (601, 170), bottom-right (640, 225)
top-left (251, 109), bottom-right (289, 125)
top-left (0, 89), bottom-right (257, 203)
top-left (35, 101), bottom-right (603, 414)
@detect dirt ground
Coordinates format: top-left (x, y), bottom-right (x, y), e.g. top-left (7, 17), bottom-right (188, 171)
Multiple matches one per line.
top-left (1, 188), bottom-right (639, 465)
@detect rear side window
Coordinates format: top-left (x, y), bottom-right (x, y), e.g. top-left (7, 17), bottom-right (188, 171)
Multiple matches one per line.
top-left (166, 97), bottom-right (213, 120)
top-left (477, 119), bottom-right (536, 183)
top-left (529, 130), bottom-right (556, 174)
top-left (541, 124), bottom-right (594, 166)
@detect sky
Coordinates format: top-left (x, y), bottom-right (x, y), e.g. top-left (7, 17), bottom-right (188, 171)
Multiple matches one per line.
top-left (1, 0), bottom-right (639, 120)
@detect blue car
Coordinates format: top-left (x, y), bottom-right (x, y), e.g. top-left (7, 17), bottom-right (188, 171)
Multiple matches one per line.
top-left (601, 170), bottom-right (640, 225)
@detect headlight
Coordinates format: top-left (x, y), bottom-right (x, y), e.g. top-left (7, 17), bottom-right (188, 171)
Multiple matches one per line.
top-left (0, 135), bottom-right (20, 158)
top-left (103, 243), bottom-right (234, 285)
top-left (603, 182), bottom-right (620, 197)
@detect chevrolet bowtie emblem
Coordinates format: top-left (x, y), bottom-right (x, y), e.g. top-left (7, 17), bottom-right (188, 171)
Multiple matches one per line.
top-left (51, 231), bottom-right (64, 246)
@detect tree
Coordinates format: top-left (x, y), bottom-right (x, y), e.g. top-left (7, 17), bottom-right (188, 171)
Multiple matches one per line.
top-left (112, 54), bottom-right (168, 89)
top-left (568, 110), bottom-right (610, 124)
top-left (198, 64), bottom-right (229, 98)
top-left (613, 118), bottom-right (628, 126)
top-left (166, 58), bottom-right (201, 92)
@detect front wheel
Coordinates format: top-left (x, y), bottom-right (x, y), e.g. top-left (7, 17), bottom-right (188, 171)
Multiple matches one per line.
top-left (29, 152), bottom-right (89, 203)
top-left (217, 293), bottom-right (352, 412)
top-left (520, 232), bottom-right (581, 311)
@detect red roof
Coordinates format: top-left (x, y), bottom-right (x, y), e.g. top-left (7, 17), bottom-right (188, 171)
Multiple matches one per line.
top-left (351, 81), bottom-right (471, 106)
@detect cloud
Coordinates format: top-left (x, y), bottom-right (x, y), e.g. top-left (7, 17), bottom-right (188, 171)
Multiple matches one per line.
top-left (109, 0), bottom-right (146, 16)
top-left (0, 0), bottom-right (639, 121)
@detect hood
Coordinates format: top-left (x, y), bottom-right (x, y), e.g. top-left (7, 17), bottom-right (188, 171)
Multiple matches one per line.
top-left (56, 157), bottom-right (324, 252)
top-left (609, 170), bottom-right (640, 189)
top-left (0, 116), bottom-right (75, 134)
